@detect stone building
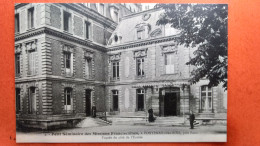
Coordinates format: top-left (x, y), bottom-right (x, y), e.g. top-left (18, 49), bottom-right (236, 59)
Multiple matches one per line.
top-left (15, 3), bottom-right (227, 129)
top-left (14, 3), bottom-right (141, 129)
top-left (106, 8), bottom-right (227, 117)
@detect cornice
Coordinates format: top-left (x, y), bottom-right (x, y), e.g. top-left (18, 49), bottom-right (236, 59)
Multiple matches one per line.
top-left (15, 27), bottom-right (108, 52)
top-left (15, 3), bottom-right (28, 9)
top-left (107, 34), bottom-right (180, 52)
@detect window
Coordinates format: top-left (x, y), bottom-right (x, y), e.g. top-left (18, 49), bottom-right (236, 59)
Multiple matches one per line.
top-left (64, 51), bottom-right (72, 76)
top-left (99, 4), bottom-right (105, 15)
top-left (137, 30), bottom-right (145, 40)
top-left (200, 86), bottom-right (213, 112)
top-left (16, 88), bottom-right (21, 113)
top-left (85, 21), bottom-right (91, 39)
top-left (165, 53), bottom-right (175, 74)
top-left (28, 50), bottom-right (36, 75)
top-left (136, 58), bottom-right (145, 76)
top-left (28, 87), bottom-right (36, 114)
top-left (15, 14), bottom-right (20, 33)
top-left (15, 54), bottom-right (20, 77)
top-left (112, 61), bottom-right (119, 80)
top-left (85, 58), bottom-right (92, 79)
top-left (112, 90), bottom-right (118, 111)
top-left (28, 7), bottom-right (34, 29)
top-left (64, 88), bottom-right (73, 113)
top-left (114, 11), bottom-right (118, 22)
top-left (137, 89), bottom-right (144, 111)
top-left (63, 11), bottom-right (71, 32)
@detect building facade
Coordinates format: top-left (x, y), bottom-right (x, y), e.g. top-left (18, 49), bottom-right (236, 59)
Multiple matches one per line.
top-left (106, 8), bottom-right (227, 117)
top-left (15, 3), bottom-right (227, 130)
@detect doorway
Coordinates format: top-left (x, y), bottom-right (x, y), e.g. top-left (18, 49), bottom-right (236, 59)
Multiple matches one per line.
top-left (85, 89), bottom-right (91, 116)
top-left (164, 92), bottom-right (178, 116)
top-left (137, 89), bottom-right (144, 111)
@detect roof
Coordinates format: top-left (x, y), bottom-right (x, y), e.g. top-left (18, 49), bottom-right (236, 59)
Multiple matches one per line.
top-left (108, 8), bottom-right (181, 46)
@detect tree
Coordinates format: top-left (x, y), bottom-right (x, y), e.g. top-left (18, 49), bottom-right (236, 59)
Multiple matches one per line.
top-left (156, 4), bottom-right (228, 90)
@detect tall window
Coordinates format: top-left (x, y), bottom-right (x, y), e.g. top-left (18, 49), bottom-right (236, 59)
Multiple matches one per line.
top-left (16, 88), bottom-right (21, 114)
top-left (99, 4), bottom-right (105, 15)
top-left (200, 86), bottom-right (213, 112)
top-left (28, 87), bottom-right (36, 114)
top-left (85, 58), bottom-right (92, 79)
top-left (28, 50), bottom-right (36, 75)
top-left (85, 21), bottom-right (91, 39)
top-left (137, 30), bottom-right (145, 40)
top-left (64, 52), bottom-right (72, 76)
top-left (64, 88), bottom-right (73, 113)
top-left (63, 11), bottom-right (71, 32)
top-left (165, 53), bottom-right (175, 74)
top-left (28, 7), bottom-right (34, 29)
top-left (15, 54), bottom-right (20, 77)
top-left (112, 90), bottom-right (118, 111)
top-left (15, 14), bottom-right (20, 33)
top-left (136, 58), bottom-right (145, 76)
top-left (112, 61), bottom-right (119, 80)
top-left (137, 89), bottom-right (144, 111)
top-left (114, 11), bottom-right (118, 22)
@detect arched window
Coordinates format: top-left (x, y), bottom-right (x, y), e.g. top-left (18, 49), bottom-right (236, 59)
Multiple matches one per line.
top-left (200, 85), bottom-right (213, 112)
top-left (64, 87), bottom-right (73, 113)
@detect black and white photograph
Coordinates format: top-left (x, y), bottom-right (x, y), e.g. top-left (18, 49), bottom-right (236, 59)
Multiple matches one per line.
top-left (14, 3), bottom-right (228, 143)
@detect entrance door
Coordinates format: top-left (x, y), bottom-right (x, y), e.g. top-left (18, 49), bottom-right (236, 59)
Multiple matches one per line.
top-left (164, 92), bottom-right (177, 116)
top-left (85, 90), bottom-right (91, 116)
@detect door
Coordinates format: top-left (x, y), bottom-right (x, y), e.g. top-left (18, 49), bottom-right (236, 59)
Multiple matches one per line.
top-left (164, 92), bottom-right (177, 116)
top-left (137, 89), bottom-right (144, 111)
top-left (85, 90), bottom-right (91, 116)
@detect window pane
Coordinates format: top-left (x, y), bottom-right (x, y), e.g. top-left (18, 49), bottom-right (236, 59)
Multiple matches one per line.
top-left (16, 88), bottom-right (21, 112)
top-left (85, 22), bottom-right (90, 39)
top-left (116, 62), bottom-right (119, 78)
top-left (63, 12), bottom-right (70, 31)
top-left (15, 14), bottom-right (20, 33)
top-left (201, 86), bottom-right (207, 91)
top-left (15, 54), bottom-right (20, 75)
top-left (65, 53), bottom-right (71, 69)
top-left (113, 62), bottom-right (116, 78)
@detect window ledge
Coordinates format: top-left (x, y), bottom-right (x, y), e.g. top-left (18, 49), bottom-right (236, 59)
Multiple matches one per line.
top-left (63, 30), bottom-right (73, 35)
top-left (161, 73), bottom-right (178, 76)
top-left (135, 75), bottom-right (145, 80)
top-left (27, 27), bottom-right (35, 31)
top-left (27, 74), bottom-right (37, 77)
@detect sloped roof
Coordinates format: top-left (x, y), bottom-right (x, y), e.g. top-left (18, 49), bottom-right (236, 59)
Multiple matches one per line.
top-left (108, 8), bottom-right (180, 46)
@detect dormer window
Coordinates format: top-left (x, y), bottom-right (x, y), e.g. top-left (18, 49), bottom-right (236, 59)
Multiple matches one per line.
top-left (137, 30), bottom-right (145, 40)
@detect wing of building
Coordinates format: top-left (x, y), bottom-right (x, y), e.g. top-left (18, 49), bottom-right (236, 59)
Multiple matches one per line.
top-left (14, 3), bottom-right (227, 130)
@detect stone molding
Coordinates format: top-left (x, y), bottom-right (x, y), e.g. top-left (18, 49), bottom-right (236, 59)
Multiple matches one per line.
top-left (109, 53), bottom-right (121, 61)
top-left (15, 27), bottom-right (107, 52)
top-left (133, 48), bottom-right (148, 58)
